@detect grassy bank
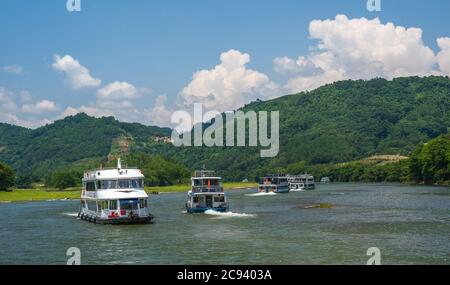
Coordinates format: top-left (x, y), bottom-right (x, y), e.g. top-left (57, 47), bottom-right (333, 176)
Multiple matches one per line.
top-left (0, 182), bottom-right (258, 202)
top-left (0, 188), bottom-right (80, 202)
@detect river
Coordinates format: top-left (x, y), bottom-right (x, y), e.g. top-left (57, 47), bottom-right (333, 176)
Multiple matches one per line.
top-left (0, 183), bottom-right (448, 264)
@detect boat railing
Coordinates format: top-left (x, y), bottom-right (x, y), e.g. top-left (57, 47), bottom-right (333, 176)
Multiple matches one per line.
top-left (193, 170), bottom-right (217, 177)
top-left (191, 186), bottom-right (223, 193)
top-left (85, 166), bottom-right (140, 173)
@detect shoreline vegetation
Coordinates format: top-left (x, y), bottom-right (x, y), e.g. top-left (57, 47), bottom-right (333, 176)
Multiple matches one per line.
top-left (0, 182), bottom-right (258, 203)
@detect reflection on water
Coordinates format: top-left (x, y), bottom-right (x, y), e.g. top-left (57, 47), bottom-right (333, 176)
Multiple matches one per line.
top-left (0, 183), bottom-right (449, 265)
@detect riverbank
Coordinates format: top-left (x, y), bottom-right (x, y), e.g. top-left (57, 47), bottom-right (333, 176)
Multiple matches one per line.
top-left (0, 182), bottom-right (258, 202)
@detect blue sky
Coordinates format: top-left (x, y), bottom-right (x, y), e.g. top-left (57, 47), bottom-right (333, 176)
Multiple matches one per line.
top-left (1, 0), bottom-right (450, 128)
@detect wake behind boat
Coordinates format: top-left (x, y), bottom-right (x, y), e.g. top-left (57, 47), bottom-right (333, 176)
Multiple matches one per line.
top-left (78, 158), bottom-right (154, 224)
top-left (185, 170), bottom-right (229, 213)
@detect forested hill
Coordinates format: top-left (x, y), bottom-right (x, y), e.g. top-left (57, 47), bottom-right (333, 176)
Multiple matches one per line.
top-left (0, 113), bottom-right (171, 182)
top-left (0, 76), bottom-right (449, 183)
top-left (146, 76), bottom-right (450, 180)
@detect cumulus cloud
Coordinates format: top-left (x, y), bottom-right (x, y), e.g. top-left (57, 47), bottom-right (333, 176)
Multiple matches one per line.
top-left (97, 81), bottom-right (141, 100)
top-left (61, 79), bottom-right (169, 126)
top-left (273, 56), bottom-right (323, 75)
top-left (180, 49), bottom-right (279, 112)
top-left (142, 95), bottom-right (173, 126)
top-left (22, 100), bottom-right (58, 114)
top-left (52, 54), bottom-right (101, 89)
top-left (437, 37), bottom-right (450, 76)
top-left (3, 64), bottom-right (24, 74)
top-left (0, 87), bottom-right (55, 128)
top-left (61, 105), bottom-right (114, 119)
top-left (275, 15), bottom-right (446, 93)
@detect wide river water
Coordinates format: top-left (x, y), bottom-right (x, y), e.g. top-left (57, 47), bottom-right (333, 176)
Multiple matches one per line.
top-left (0, 183), bottom-right (449, 264)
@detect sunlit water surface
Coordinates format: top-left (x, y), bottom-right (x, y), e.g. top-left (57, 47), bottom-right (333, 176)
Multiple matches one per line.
top-left (0, 183), bottom-right (448, 264)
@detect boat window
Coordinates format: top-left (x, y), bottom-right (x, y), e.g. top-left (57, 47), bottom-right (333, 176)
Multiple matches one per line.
top-left (144, 199), bottom-right (148, 208)
top-left (109, 180), bottom-right (117, 189)
top-left (100, 200), bottom-right (108, 210)
top-left (109, 200), bottom-right (117, 210)
top-left (130, 179), bottom-right (139, 189)
top-left (214, 196), bottom-right (225, 202)
top-left (99, 180), bottom-right (108, 189)
top-left (193, 196), bottom-right (199, 203)
top-left (118, 180), bottom-right (129, 189)
top-left (82, 182), bottom-right (86, 190)
top-left (86, 182), bottom-right (95, 191)
top-left (139, 199), bottom-right (146, 208)
top-left (87, 200), bottom-right (97, 211)
top-left (139, 179), bottom-right (144, 188)
top-left (120, 199), bottom-right (138, 210)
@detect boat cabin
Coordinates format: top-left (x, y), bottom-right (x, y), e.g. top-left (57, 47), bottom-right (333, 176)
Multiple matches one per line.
top-left (186, 170), bottom-right (228, 213)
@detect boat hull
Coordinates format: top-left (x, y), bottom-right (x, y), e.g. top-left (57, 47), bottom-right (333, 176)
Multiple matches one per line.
top-left (186, 207), bottom-right (228, 214)
top-left (78, 212), bottom-right (154, 224)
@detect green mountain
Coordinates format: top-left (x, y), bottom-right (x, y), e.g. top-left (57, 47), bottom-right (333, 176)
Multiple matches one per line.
top-left (0, 113), bottom-right (171, 183)
top-left (0, 76), bottom-right (449, 183)
top-left (145, 76), bottom-right (450, 180)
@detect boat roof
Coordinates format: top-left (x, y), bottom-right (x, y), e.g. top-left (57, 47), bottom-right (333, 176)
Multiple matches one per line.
top-left (261, 175), bottom-right (287, 178)
top-left (83, 168), bottom-right (144, 180)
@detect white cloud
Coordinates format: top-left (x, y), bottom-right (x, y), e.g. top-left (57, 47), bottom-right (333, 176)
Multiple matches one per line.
top-left (273, 56), bottom-right (322, 75)
top-left (22, 100), bottom-right (59, 114)
top-left (0, 87), bottom-right (13, 103)
top-left (3, 64), bottom-right (24, 74)
top-left (437, 37), bottom-right (450, 77)
top-left (180, 49), bottom-right (279, 112)
top-left (52, 54), bottom-right (101, 89)
top-left (61, 105), bottom-right (114, 119)
top-left (0, 87), bottom-right (55, 128)
top-left (142, 95), bottom-right (173, 126)
top-left (97, 81), bottom-right (141, 100)
top-left (0, 87), bottom-right (18, 113)
top-left (276, 15), bottom-right (445, 93)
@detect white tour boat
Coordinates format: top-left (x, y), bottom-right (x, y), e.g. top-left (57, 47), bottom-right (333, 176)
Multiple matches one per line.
top-left (78, 159), bottom-right (154, 224)
top-left (258, 175), bottom-right (290, 193)
top-left (185, 170), bottom-right (229, 213)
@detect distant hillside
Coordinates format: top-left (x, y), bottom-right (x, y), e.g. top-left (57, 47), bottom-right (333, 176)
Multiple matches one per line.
top-left (0, 113), bottom-right (171, 182)
top-left (0, 76), bottom-right (449, 183)
top-left (145, 76), bottom-right (450, 180)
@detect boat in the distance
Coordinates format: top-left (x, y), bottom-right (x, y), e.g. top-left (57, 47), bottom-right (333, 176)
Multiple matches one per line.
top-left (320, 177), bottom-right (330, 183)
top-left (287, 174), bottom-right (315, 190)
top-left (78, 158), bottom-right (154, 224)
top-left (289, 182), bottom-right (305, 192)
top-left (258, 175), bottom-right (290, 193)
top-left (185, 170), bottom-right (229, 213)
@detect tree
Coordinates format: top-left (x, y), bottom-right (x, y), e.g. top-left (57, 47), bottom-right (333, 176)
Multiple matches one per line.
top-left (47, 170), bottom-right (81, 190)
top-left (409, 134), bottom-right (450, 184)
top-left (0, 161), bottom-right (15, 190)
